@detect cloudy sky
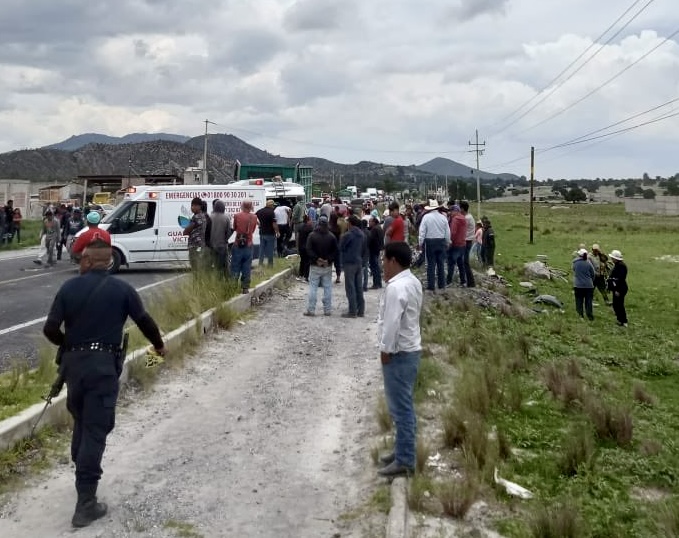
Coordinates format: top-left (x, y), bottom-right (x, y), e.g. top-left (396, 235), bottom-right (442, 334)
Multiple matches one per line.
top-left (1, 0), bottom-right (678, 179)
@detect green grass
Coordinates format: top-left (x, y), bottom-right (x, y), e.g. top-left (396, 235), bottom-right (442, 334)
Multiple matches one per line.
top-left (422, 202), bottom-right (679, 537)
top-left (0, 259), bottom-right (291, 419)
top-left (0, 220), bottom-right (42, 250)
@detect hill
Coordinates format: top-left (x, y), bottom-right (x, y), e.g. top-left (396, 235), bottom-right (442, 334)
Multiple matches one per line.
top-left (417, 157), bottom-right (519, 181)
top-left (45, 132), bottom-right (190, 151)
top-left (0, 141), bottom-right (232, 181)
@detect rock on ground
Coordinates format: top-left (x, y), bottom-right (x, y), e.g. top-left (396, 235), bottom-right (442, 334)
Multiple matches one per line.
top-left (0, 282), bottom-right (386, 538)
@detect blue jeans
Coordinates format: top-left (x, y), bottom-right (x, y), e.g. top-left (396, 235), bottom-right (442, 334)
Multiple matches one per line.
top-left (307, 265), bottom-right (333, 313)
top-left (230, 245), bottom-right (253, 289)
top-left (259, 234), bottom-right (275, 267)
top-left (463, 240), bottom-right (475, 287)
top-left (369, 252), bottom-right (382, 288)
top-left (343, 263), bottom-right (365, 315)
top-left (424, 238), bottom-right (446, 290)
top-left (447, 245), bottom-right (466, 285)
top-left (382, 350), bottom-right (421, 469)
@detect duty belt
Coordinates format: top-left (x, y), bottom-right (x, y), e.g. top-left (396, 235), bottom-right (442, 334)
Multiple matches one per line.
top-left (66, 342), bottom-right (121, 353)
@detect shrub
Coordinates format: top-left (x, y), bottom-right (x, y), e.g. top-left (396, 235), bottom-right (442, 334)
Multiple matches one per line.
top-left (530, 500), bottom-right (584, 538)
top-left (585, 397), bottom-right (633, 447)
top-left (376, 396), bottom-right (392, 433)
top-left (632, 381), bottom-right (657, 406)
top-left (436, 475), bottom-right (479, 519)
top-left (442, 408), bottom-right (467, 449)
top-left (559, 424), bottom-right (596, 476)
top-left (416, 436), bottom-right (431, 475)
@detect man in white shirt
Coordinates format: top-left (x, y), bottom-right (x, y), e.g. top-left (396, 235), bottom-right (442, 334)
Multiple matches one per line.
top-left (274, 203), bottom-right (292, 257)
top-left (376, 241), bottom-right (423, 477)
top-left (418, 202), bottom-right (451, 291)
top-left (459, 201), bottom-right (476, 288)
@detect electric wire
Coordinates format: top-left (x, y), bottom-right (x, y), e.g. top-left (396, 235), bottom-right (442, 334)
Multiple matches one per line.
top-left (489, 0), bottom-right (655, 137)
top-left (520, 27), bottom-right (679, 135)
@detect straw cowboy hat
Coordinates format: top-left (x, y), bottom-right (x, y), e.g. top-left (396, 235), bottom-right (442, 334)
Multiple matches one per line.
top-left (609, 249), bottom-right (624, 261)
top-left (424, 199), bottom-right (441, 211)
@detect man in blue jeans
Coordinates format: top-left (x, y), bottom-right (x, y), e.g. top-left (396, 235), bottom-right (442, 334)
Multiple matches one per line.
top-left (255, 200), bottom-right (279, 267)
top-left (377, 241), bottom-right (423, 477)
top-left (230, 201), bottom-right (258, 294)
top-left (418, 202), bottom-right (450, 291)
top-left (304, 215), bottom-right (338, 316)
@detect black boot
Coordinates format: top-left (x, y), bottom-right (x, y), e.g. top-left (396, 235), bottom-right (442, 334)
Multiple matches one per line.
top-left (72, 483), bottom-right (107, 528)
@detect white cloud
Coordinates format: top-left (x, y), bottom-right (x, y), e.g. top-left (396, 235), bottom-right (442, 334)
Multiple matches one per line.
top-left (0, 0), bottom-right (677, 178)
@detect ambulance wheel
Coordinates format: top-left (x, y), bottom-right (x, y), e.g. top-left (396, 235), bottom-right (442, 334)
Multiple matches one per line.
top-left (108, 248), bottom-right (122, 274)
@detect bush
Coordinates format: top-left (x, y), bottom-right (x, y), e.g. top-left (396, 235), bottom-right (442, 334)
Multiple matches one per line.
top-left (530, 500), bottom-right (584, 538)
top-left (436, 475), bottom-right (479, 519)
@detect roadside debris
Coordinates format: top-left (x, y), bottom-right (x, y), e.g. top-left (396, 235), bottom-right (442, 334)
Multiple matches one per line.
top-left (494, 468), bottom-right (534, 499)
top-left (533, 294), bottom-right (564, 309)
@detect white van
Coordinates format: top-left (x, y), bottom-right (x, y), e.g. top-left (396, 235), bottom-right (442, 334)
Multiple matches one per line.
top-left (98, 183), bottom-right (266, 272)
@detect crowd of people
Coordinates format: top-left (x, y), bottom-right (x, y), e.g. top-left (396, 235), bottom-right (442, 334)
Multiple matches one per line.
top-left (28, 204), bottom-right (107, 266)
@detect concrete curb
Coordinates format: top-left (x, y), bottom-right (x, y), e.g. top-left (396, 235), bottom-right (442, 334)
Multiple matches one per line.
top-left (386, 477), bottom-right (410, 538)
top-left (0, 268), bottom-right (292, 451)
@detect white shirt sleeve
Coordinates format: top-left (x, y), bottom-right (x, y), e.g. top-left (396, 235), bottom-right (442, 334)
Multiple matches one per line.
top-left (418, 216), bottom-right (427, 246)
top-left (378, 286), bottom-right (406, 353)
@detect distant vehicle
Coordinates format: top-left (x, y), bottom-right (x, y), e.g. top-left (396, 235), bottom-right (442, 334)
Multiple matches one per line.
top-left (365, 187), bottom-right (378, 200)
top-left (100, 203), bottom-right (116, 215)
top-left (92, 192), bottom-right (113, 205)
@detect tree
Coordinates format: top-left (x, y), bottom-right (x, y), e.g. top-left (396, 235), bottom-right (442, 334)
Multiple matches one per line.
top-left (615, 188), bottom-right (624, 198)
top-left (381, 177), bottom-right (397, 195)
top-left (642, 189), bottom-right (656, 199)
top-left (665, 178), bottom-right (679, 196)
top-left (565, 187), bottom-right (587, 203)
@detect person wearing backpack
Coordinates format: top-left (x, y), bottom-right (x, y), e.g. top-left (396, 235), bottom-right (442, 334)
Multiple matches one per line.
top-left (231, 201), bottom-right (258, 294)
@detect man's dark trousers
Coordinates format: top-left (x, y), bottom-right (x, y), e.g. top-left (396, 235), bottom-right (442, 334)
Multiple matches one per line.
top-left (446, 246), bottom-right (465, 285)
top-left (463, 240), bottom-right (475, 287)
top-left (63, 351), bottom-right (119, 492)
top-left (424, 238), bottom-right (446, 290)
top-left (369, 252), bottom-right (382, 288)
top-left (343, 263), bottom-right (364, 315)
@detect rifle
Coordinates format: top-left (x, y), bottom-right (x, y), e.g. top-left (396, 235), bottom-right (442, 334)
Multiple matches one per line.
top-left (30, 348), bottom-right (65, 438)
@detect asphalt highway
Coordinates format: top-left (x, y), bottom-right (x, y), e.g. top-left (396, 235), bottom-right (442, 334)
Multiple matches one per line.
top-left (0, 248), bottom-right (188, 373)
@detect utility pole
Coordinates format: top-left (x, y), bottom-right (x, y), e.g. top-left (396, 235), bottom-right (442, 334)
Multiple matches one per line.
top-left (468, 129), bottom-right (486, 218)
top-left (202, 119), bottom-right (216, 184)
top-left (529, 146), bottom-right (535, 244)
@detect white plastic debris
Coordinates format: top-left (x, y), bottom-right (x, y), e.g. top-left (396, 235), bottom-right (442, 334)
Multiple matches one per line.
top-left (519, 281), bottom-right (534, 288)
top-left (524, 261), bottom-right (551, 279)
top-left (494, 468), bottom-right (534, 499)
top-left (427, 389), bottom-right (438, 397)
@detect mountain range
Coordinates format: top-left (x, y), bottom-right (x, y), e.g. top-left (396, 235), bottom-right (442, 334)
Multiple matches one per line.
top-left (0, 132), bottom-right (519, 183)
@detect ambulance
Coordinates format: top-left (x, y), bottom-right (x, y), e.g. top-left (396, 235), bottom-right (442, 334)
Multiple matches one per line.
top-left (97, 183), bottom-right (266, 272)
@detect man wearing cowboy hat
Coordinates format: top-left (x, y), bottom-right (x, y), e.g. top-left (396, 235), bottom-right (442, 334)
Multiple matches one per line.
top-left (607, 249), bottom-right (628, 327)
top-left (418, 200), bottom-right (450, 291)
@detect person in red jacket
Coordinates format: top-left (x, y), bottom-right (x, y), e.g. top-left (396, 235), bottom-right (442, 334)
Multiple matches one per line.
top-left (446, 204), bottom-right (468, 286)
top-left (71, 211), bottom-right (112, 260)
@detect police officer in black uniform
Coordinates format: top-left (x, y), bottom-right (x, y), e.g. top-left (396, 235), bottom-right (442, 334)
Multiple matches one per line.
top-left (43, 237), bottom-right (166, 528)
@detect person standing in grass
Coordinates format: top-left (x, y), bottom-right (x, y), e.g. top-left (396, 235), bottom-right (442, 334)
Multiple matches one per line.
top-left (591, 244), bottom-right (611, 305)
top-left (377, 241), bottom-right (423, 477)
top-left (573, 248), bottom-right (595, 320)
top-left (607, 249), bottom-right (628, 327)
top-left (182, 197), bottom-right (207, 272)
top-left (231, 200), bottom-right (258, 294)
top-left (12, 207), bottom-right (22, 244)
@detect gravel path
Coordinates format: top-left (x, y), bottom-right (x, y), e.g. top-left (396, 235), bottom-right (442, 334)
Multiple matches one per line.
top-left (0, 282), bottom-right (385, 538)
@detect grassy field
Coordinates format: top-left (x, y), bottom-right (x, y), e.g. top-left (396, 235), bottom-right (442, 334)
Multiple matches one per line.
top-left (411, 202), bottom-right (679, 537)
top-left (0, 259), bottom-right (292, 421)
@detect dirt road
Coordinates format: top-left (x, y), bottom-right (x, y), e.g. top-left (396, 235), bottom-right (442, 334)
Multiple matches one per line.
top-left (0, 281), bottom-right (386, 537)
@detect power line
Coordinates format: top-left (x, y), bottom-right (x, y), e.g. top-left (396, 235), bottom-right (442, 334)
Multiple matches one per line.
top-left (543, 96), bottom-right (679, 150)
top-left (520, 27), bottom-right (679, 135)
top-left (544, 109), bottom-right (679, 149)
top-left (489, 0), bottom-right (654, 137)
